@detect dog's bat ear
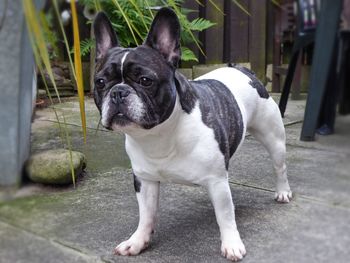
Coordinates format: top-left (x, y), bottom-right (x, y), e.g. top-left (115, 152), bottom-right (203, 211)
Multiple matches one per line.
top-left (93, 12), bottom-right (119, 60)
top-left (144, 7), bottom-right (181, 68)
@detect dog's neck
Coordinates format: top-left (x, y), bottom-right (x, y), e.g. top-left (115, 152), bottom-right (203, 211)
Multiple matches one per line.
top-left (125, 95), bottom-right (183, 159)
top-left (124, 71), bottom-right (198, 159)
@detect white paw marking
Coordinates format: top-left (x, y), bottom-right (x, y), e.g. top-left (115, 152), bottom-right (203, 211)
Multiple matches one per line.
top-left (275, 190), bottom-right (293, 203)
top-left (114, 236), bottom-right (149, 256)
top-left (221, 239), bottom-right (246, 262)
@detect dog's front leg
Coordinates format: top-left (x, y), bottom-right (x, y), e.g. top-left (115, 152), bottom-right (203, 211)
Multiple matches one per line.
top-left (207, 178), bottom-right (246, 262)
top-left (115, 175), bottom-right (159, 256)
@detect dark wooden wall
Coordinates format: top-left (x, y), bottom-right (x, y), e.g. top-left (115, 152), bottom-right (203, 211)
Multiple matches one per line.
top-left (183, 0), bottom-right (275, 83)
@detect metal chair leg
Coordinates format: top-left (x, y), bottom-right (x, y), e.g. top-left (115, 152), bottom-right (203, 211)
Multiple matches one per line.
top-left (279, 50), bottom-right (300, 117)
top-left (300, 0), bottom-right (342, 141)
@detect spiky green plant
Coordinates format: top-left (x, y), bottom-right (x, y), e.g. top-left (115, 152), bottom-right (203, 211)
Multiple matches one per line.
top-left (23, 0), bottom-right (89, 186)
top-left (78, 0), bottom-right (216, 62)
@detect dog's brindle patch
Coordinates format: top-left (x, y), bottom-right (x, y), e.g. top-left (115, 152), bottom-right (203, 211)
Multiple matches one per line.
top-left (133, 173), bottom-right (141, 192)
top-left (175, 73), bottom-right (244, 170)
top-left (193, 79), bottom-right (243, 169)
top-left (228, 63), bottom-right (269, 99)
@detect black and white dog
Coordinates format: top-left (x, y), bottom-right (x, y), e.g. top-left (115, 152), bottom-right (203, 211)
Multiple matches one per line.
top-left (93, 7), bottom-right (292, 261)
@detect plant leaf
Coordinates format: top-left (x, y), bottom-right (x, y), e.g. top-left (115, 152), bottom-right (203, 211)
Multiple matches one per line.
top-left (129, 0), bottom-right (149, 31)
top-left (208, 0), bottom-right (225, 15)
top-left (23, 0), bottom-right (76, 187)
top-left (189, 18), bottom-right (216, 31)
top-left (231, 0), bottom-right (250, 16)
top-left (181, 47), bottom-right (198, 62)
top-left (71, 0), bottom-right (87, 145)
top-left (167, 0), bottom-right (206, 57)
top-left (80, 38), bottom-right (94, 57)
top-left (111, 0), bottom-right (140, 45)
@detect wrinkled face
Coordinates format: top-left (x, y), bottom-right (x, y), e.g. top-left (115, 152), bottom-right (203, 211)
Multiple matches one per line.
top-left (93, 8), bottom-right (181, 132)
top-left (94, 46), bottom-right (176, 130)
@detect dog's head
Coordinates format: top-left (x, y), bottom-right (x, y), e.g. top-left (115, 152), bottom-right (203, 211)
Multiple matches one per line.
top-left (93, 8), bottom-right (181, 132)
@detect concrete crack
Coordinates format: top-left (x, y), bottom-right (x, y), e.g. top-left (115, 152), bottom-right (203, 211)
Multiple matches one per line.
top-left (229, 180), bottom-right (350, 211)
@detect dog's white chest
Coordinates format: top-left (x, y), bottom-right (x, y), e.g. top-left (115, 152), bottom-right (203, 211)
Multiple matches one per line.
top-left (125, 102), bottom-right (228, 185)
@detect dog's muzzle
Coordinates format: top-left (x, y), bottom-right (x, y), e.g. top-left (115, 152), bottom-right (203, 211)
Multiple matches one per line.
top-left (110, 84), bottom-right (131, 105)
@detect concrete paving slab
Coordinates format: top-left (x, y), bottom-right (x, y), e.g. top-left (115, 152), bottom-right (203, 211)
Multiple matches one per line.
top-left (31, 120), bottom-right (130, 173)
top-left (231, 138), bottom-right (350, 208)
top-left (0, 97), bottom-right (349, 263)
top-left (0, 221), bottom-right (95, 263)
top-left (274, 96), bottom-right (306, 125)
top-left (35, 96), bottom-right (306, 133)
top-left (34, 99), bottom-right (102, 131)
top-left (1, 170), bottom-right (349, 263)
top-left (284, 116), bottom-right (350, 154)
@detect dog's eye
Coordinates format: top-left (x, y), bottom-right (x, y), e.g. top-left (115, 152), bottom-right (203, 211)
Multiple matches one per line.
top-left (139, 77), bottom-right (153, 87)
top-left (95, 78), bottom-right (105, 89)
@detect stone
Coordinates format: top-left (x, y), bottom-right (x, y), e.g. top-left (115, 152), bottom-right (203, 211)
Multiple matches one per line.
top-left (25, 149), bottom-right (86, 185)
top-left (192, 63), bottom-right (251, 79)
top-left (192, 63), bottom-right (227, 79)
top-left (178, 68), bottom-right (193, 80)
top-left (266, 63), bottom-right (272, 82)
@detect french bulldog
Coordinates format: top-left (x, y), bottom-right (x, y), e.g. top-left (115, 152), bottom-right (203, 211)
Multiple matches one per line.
top-left (93, 7), bottom-right (292, 261)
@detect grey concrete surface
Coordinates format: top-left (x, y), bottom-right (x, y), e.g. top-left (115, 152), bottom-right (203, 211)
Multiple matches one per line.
top-left (0, 97), bottom-right (349, 263)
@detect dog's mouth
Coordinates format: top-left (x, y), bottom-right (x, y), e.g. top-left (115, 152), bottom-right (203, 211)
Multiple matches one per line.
top-left (113, 111), bottom-right (132, 123)
top-left (103, 110), bottom-right (133, 130)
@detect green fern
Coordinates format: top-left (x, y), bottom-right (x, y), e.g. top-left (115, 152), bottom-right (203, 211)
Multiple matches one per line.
top-left (188, 18), bottom-right (216, 32)
top-left (80, 38), bottom-right (94, 57)
top-left (78, 0), bottom-right (215, 62)
top-left (181, 47), bottom-right (198, 62)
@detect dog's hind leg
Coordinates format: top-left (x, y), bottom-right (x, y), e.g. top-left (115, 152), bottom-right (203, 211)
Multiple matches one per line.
top-left (248, 99), bottom-right (292, 203)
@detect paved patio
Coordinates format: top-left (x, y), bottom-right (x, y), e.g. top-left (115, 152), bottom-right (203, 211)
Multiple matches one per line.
top-left (0, 96), bottom-right (349, 263)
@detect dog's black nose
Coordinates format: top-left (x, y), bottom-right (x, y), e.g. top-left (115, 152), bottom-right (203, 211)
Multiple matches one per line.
top-left (110, 86), bottom-right (130, 104)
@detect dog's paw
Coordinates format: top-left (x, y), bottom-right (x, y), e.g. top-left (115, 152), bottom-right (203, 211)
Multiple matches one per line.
top-left (114, 235), bottom-right (149, 256)
top-left (221, 239), bottom-right (246, 262)
top-left (275, 190), bottom-right (292, 203)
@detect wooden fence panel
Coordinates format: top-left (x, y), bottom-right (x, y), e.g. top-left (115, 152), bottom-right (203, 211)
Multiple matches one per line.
top-left (224, 0), bottom-right (249, 62)
top-left (266, 1), bottom-right (275, 65)
top-left (199, 0), bottom-right (225, 64)
top-left (249, 0), bottom-right (267, 83)
top-left (183, 0), bottom-right (270, 82)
